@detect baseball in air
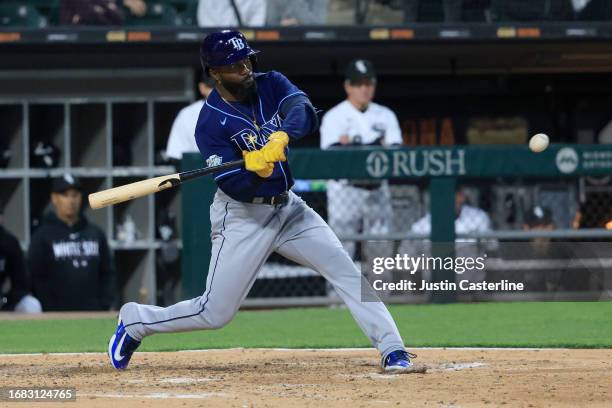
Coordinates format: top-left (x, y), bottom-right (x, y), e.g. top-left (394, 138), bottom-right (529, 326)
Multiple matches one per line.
top-left (529, 133), bottom-right (549, 153)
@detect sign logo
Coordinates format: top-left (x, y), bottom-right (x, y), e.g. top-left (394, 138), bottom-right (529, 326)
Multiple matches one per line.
top-left (228, 37), bottom-right (245, 50)
top-left (366, 149), bottom-right (467, 178)
top-left (555, 147), bottom-right (579, 174)
top-left (206, 155), bottom-right (222, 167)
top-left (366, 151), bottom-right (390, 178)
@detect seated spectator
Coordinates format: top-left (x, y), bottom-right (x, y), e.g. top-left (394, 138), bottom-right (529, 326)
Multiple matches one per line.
top-left (0, 206), bottom-right (41, 313)
top-left (410, 188), bottom-right (492, 236)
top-left (165, 70), bottom-right (215, 162)
top-left (197, 0), bottom-right (266, 27)
top-left (59, 0), bottom-right (146, 25)
top-left (521, 206), bottom-right (559, 291)
top-left (266, 0), bottom-right (328, 26)
top-left (30, 175), bottom-right (115, 311)
top-left (403, 188), bottom-right (493, 283)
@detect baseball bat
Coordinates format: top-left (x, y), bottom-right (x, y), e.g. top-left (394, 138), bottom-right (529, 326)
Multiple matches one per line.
top-left (88, 159), bottom-right (245, 210)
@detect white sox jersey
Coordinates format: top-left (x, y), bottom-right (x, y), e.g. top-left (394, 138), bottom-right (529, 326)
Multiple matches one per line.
top-left (320, 100), bottom-right (402, 260)
top-left (320, 100), bottom-right (402, 149)
top-left (407, 205), bottom-right (494, 283)
top-left (411, 205), bottom-right (492, 236)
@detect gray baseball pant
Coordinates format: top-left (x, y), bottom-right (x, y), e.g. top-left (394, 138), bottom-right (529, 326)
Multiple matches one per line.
top-left (121, 189), bottom-right (405, 358)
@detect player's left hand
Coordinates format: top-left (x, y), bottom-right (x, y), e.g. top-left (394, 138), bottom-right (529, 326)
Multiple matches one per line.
top-left (242, 150), bottom-right (274, 178)
top-left (261, 131), bottom-right (289, 162)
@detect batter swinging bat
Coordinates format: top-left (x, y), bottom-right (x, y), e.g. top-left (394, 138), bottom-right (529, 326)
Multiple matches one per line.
top-left (88, 159), bottom-right (245, 210)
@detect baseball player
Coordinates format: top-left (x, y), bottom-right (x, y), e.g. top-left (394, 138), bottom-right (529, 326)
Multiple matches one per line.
top-left (109, 30), bottom-right (415, 372)
top-left (31, 175), bottom-right (115, 311)
top-left (320, 59), bottom-right (402, 261)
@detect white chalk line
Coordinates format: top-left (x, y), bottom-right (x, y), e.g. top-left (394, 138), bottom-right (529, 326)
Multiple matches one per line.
top-left (338, 361), bottom-right (487, 380)
top-left (0, 346), bottom-right (574, 357)
top-left (126, 377), bottom-right (219, 384)
top-left (78, 392), bottom-right (227, 400)
top-left (432, 362), bottom-right (488, 372)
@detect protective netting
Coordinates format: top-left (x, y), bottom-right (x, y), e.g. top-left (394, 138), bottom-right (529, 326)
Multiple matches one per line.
top-left (245, 177), bottom-right (612, 305)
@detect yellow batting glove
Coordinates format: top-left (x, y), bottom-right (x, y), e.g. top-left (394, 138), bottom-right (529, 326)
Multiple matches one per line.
top-left (242, 150), bottom-right (274, 178)
top-left (256, 162), bottom-right (274, 178)
top-left (260, 131), bottom-right (289, 162)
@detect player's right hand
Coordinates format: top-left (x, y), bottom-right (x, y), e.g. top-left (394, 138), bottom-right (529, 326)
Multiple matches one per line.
top-left (242, 150), bottom-right (274, 178)
top-left (260, 131), bottom-right (289, 162)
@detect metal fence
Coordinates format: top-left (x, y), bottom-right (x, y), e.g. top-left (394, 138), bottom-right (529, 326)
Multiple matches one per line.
top-left (181, 146), bottom-right (612, 307)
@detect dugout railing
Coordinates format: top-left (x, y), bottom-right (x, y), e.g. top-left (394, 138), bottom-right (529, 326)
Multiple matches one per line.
top-left (181, 145), bottom-right (612, 306)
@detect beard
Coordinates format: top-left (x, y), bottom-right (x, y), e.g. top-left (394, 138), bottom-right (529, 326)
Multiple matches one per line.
top-left (222, 77), bottom-right (257, 102)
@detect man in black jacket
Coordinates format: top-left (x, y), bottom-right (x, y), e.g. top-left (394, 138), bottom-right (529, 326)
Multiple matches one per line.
top-left (30, 175), bottom-right (115, 311)
top-left (0, 205), bottom-right (41, 313)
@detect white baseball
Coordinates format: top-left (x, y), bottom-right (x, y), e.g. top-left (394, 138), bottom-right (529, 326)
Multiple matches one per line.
top-left (529, 133), bottom-right (549, 153)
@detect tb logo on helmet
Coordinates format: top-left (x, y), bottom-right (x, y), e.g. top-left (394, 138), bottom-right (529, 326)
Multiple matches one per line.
top-left (228, 37), bottom-right (245, 51)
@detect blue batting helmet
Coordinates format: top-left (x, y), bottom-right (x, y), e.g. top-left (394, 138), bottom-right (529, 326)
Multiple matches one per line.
top-left (200, 30), bottom-right (259, 73)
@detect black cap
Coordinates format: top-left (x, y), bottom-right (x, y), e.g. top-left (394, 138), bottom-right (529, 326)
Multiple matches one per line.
top-left (524, 206), bottom-right (553, 226)
top-left (51, 174), bottom-right (81, 193)
top-left (345, 59), bottom-right (376, 84)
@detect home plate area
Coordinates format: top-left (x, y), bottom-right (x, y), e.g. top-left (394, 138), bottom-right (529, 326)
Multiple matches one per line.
top-left (1, 348), bottom-right (610, 407)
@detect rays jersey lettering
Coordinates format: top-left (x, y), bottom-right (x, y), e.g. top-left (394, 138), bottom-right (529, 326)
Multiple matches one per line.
top-left (230, 114), bottom-right (283, 151)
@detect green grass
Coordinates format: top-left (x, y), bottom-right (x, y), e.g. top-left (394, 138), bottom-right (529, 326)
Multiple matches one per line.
top-left (0, 302), bottom-right (611, 354)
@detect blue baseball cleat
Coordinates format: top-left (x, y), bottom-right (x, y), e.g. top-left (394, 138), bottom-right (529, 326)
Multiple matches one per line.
top-left (382, 350), bottom-right (417, 372)
top-left (108, 319), bottom-right (141, 370)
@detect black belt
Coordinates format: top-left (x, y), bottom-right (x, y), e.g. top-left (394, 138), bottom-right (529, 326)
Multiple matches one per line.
top-left (250, 192), bottom-right (289, 205)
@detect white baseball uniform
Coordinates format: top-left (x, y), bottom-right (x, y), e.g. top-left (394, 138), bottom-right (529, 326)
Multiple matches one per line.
top-left (320, 100), bottom-right (402, 259)
top-left (407, 204), bottom-right (493, 282)
top-left (410, 204), bottom-right (492, 237)
top-left (165, 100), bottom-right (204, 160)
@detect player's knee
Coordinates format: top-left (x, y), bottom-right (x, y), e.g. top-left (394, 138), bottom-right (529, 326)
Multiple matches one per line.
top-left (120, 301), bottom-right (139, 315)
top-left (204, 308), bottom-right (236, 329)
top-left (207, 313), bottom-right (234, 329)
